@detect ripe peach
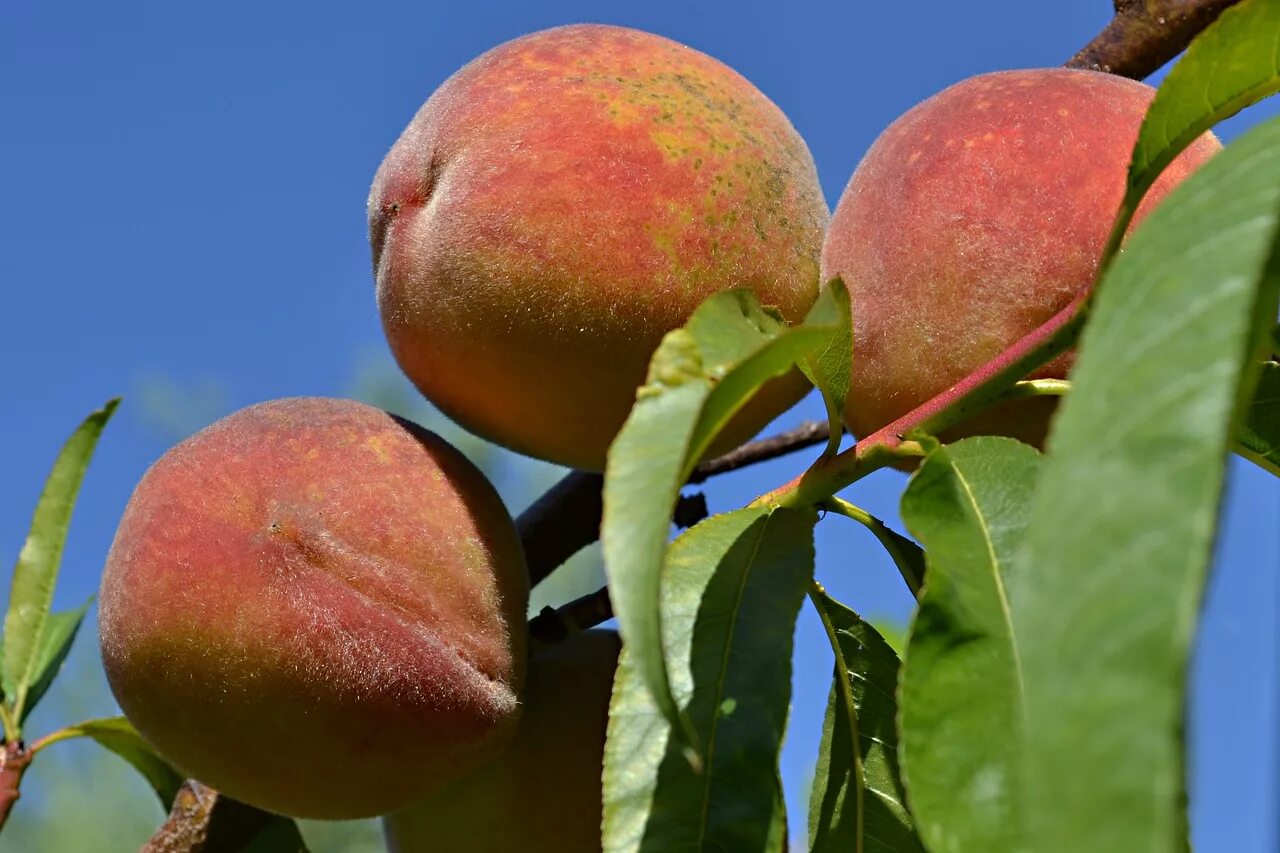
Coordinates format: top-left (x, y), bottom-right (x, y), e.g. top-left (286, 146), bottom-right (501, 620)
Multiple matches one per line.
top-left (98, 398), bottom-right (529, 819)
top-left (822, 68), bottom-right (1221, 446)
top-left (383, 630), bottom-right (620, 852)
top-left (370, 23), bottom-right (828, 471)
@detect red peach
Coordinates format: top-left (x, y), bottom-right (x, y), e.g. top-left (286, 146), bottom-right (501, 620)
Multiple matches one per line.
top-left (98, 398), bottom-right (528, 819)
top-left (822, 68), bottom-right (1221, 447)
top-left (370, 24), bottom-right (828, 471)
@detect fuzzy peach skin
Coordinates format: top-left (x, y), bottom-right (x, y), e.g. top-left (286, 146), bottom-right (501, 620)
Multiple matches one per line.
top-left (98, 398), bottom-right (529, 819)
top-left (370, 23), bottom-right (829, 472)
top-left (384, 630), bottom-right (620, 852)
top-left (823, 68), bottom-right (1221, 447)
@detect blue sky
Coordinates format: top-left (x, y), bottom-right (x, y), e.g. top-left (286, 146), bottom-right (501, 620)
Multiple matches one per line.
top-left (2, 1), bottom-right (1277, 850)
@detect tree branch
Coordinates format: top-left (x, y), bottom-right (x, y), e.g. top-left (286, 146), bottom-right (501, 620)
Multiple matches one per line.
top-left (1066, 0), bottom-right (1242, 79)
top-left (517, 421), bottom-right (832, 587)
top-left (143, 781), bottom-right (303, 853)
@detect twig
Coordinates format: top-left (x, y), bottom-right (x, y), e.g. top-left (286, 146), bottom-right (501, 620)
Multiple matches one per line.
top-left (528, 586), bottom-right (614, 644)
top-left (0, 742), bottom-right (31, 832)
top-left (1066, 0), bottom-right (1242, 79)
top-left (142, 781), bottom-right (298, 853)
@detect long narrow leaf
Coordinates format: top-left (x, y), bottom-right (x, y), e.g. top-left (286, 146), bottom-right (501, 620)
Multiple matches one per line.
top-left (603, 290), bottom-right (835, 740)
top-left (808, 589), bottom-right (921, 853)
top-left (4, 398), bottom-right (118, 725)
top-left (603, 506), bottom-right (817, 853)
top-left (40, 716), bottom-right (183, 808)
top-left (1017, 114), bottom-right (1280, 851)
top-left (898, 437), bottom-right (1041, 852)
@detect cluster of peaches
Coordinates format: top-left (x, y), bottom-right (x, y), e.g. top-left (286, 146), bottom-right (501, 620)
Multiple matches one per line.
top-left (96, 23), bottom-right (1217, 851)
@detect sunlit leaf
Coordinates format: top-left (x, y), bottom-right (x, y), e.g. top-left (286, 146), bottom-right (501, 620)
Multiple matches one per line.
top-left (898, 437), bottom-right (1041, 851)
top-left (1106, 0), bottom-right (1280, 258)
top-left (4, 399), bottom-right (118, 727)
top-left (800, 278), bottom-right (852, 453)
top-left (1018, 113), bottom-right (1280, 851)
top-left (43, 717), bottom-right (183, 808)
top-left (603, 291), bottom-right (836, 737)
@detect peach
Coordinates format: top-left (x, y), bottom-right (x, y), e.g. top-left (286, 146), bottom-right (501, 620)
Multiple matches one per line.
top-left (383, 630), bottom-right (620, 852)
top-left (822, 68), bottom-right (1221, 446)
top-left (98, 398), bottom-right (529, 819)
top-left (370, 23), bottom-right (829, 471)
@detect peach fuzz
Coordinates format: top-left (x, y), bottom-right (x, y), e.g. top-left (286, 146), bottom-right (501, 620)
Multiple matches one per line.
top-left (98, 397), bottom-right (529, 819)
top-left (822, 68), bottom-right (1221, 447)
top-left (370, 23), bottom-right (829, 471)
top-left (384, 630), bottom-right (621, 852)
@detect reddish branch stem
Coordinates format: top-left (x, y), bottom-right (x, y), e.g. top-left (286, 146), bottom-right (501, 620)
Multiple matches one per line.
top-left (141, 5), bottom-right (1234, 850)
top-left (0, 742), bottom-right (31, 832)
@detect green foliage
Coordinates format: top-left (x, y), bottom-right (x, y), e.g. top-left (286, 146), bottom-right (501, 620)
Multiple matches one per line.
top-left (3, 399), bottom-right (117, 733)
top-left (602, 289), bottom-right (838, 736)
top-left (808, 589), bottom-right (921, 853)
top-left (1015, 115), bottom-right (1280, 850)
top-left (799, 278), bottom-right (854, 455)
top-left (602, 506), bottom-right (817, 853)
top-left (20, 599), bottom-right (91, 725)
top-left (38, 717), bottom-right (183, 808)
top-left (897, 437), bottom-right (1041, 851)
top-left (1236, 359), bottom-right (1280, 475)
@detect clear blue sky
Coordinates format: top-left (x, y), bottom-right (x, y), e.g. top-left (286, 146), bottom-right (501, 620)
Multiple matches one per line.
top-left (2, 1), bottom-right (1276, 850)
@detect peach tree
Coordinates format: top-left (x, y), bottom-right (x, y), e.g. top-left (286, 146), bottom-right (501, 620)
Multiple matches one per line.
top-left (0, 1), bottom-right (1278, 851)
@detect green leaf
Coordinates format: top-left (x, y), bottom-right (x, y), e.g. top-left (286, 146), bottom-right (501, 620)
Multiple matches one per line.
top-left (1109, 0), bottom-right (1280, 255)
top-left (1235, 359), bottom-right (1280, 476)
top-left (603, 290), bottom-right (835, 737)
top-left (808, 589), bottom-right (922, 853)
top-left (19, 597), bottom-right (91, 723)
top-left (897, 437), bottom-right (1041, 852)
top-left (1016, 114), bottom-right (1280, 851)
top-left (4, 398), bottom-right (118, 728)
top-left (602, 506), bottom-right (817, 853)
top-left (46, 717), bottom-right (183, 808)
top-left (800, 278), bottom-right (853, 454)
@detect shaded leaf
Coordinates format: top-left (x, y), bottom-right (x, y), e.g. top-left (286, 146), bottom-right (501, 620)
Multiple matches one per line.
top-left (4, 398), bottom-right (118, 726)
top-left (898, 437), bottom-right (1041, 852)
top-left (46, 717), bottom-right (183, 808)
top-left (603, 506), bottom-right (817, 853)
top-left (603, 291), bottom-right (836, 736)
top-left (1017, 114), bottom-right (1280, 851)
top-left (1235, 360), bottom-right (1280, 476)
top-left (809, 589), bottom-right (922, 853)
top-left (19, 598), bottom-right (91, 723)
